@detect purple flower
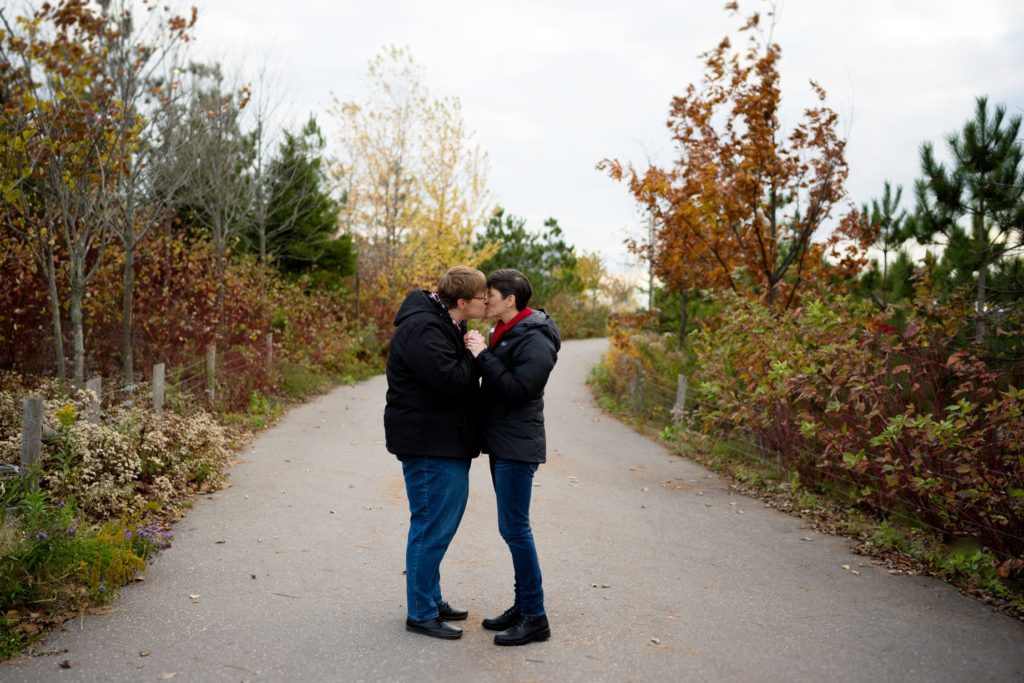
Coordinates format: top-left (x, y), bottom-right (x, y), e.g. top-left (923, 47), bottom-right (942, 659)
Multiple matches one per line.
top-left (98, 584), bottom-right (107, 593)
top-left (35, 531), bottom-right (48, 541)
top-left (67, 527), bottom-right (77, 539)
top-left (124, 530), bottom-right (133, 539)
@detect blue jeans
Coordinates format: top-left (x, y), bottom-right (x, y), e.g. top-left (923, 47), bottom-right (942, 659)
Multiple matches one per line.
top-left (490, 457), bottom-right (544, 617)
top-left (401, 457), bottom-right (470, 622)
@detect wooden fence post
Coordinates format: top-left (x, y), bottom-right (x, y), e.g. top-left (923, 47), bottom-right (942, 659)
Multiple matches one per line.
top-left (672, 373), bottom-right (688, 425)
top-left (206, 344), bottom-right (217, 406)
top-left (85, 377), bottom-right (102, 424)
top-left (153, 363), bottom-right (165, 412)
top-left (266, 332), bottom-right (274, 374)
top-left (21, 397), bottom-right (42, 490)
top-left (627, 358), bottom-right (640, 410)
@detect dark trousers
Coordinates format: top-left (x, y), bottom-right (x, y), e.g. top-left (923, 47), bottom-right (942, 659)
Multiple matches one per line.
top-left (490, 456), bottom-right (545, 617)
top-left (401, 457), bottom-right (470, 621)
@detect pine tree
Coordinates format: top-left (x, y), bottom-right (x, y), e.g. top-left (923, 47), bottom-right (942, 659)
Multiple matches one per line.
top-left (912, 96), bottom-right (1024, 343)
top-left (263, 116), bottom-right (354, 285)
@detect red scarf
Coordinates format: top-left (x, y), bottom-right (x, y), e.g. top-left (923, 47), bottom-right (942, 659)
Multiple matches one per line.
top-left (489, 307), bottom-right (533, 349)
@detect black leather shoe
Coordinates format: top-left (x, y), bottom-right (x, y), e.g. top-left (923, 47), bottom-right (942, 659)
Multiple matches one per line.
top-left (482, 605), bottom-right (520, 631)
top-left (494, 615), bottom-right (550, 646)
top-left (437, 601), bottom-right (468, 621)
top-left (405, 618), bottom-right (463, 639)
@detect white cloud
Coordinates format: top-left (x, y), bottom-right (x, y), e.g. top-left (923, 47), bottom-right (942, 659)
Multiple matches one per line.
top-left (190, 0), bottom-right (1024, 275)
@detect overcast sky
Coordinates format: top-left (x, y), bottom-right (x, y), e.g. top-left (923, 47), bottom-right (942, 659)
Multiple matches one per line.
top-left (191, 0), bottom-right (1024, 275)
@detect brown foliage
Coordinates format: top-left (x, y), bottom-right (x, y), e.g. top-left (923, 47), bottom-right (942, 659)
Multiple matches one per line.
top-left (601, 3), bottom-right (871, 309)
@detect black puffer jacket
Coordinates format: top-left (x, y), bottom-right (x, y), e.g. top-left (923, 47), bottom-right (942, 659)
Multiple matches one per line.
top-left (384, 290), bottom-right (481, 460)
top-left (477, 310), bottom-right (561, 463)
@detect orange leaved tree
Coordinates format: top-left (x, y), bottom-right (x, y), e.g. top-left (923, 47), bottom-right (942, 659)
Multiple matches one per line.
top-left (601, 2), bottom-right (869, 328)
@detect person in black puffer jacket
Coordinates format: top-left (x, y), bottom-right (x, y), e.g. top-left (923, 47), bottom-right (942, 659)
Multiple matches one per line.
top-left (384, 266), bottom-right (487, 640)
top-left (465, 268), bottom-right (560, 646)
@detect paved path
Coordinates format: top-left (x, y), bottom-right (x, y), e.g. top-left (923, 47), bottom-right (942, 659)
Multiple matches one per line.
top-left (3, 338), bottom-right (1023, 682)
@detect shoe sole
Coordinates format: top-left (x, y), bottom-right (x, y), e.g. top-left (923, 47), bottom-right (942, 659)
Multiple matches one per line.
top-left (439, 613), bottom-right (468, 621)
top-left (405, 624), bottom-right (463, 640)
top-left (494, 628), bottom-right (551, 646)
top-left (482, 621), bottom-right (513, 631)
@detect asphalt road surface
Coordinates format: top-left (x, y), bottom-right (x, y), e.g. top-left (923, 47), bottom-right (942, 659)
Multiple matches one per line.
top-left (3, 338), bottom-right (1023, 682)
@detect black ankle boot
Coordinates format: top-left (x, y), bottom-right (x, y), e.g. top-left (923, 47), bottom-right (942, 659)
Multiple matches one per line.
top-left (494, 614), bottom-right (550, 646)
top-left (437, 601), bottom-right (468, 621)
top-left (482, 605), bottom-right (520, 631)
top-left (405, 618), bottom-right (463, 639)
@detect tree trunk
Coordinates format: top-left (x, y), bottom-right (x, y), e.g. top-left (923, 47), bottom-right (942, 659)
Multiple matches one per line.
top-left (975, 212), bottom-right (987, 345)
top-left (678, 288), bottom-right (689, 344)
top-left (43, 242), bottom-right (66, 383)
top-left (121, 226), bottom-right (136, 384)
top-left (215, 245), bottom-right (226, 338)
top-left (70, 271), bottom-right (85, 386)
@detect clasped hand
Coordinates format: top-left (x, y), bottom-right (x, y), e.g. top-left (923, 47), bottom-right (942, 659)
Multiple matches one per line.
top-left (464, 330), bottom-right (486, 357)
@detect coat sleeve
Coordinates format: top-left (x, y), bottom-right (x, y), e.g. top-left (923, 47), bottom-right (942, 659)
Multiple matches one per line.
top-left (402, 319), bottom-right (475, 396)
top-left (477, 330), bottom-right (557, 405)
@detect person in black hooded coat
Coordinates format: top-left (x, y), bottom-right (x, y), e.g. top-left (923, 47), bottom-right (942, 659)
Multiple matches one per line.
top-left (384, 266), bottom-right (487, 640)
top-left (465, 268), bottom-right (560, 646)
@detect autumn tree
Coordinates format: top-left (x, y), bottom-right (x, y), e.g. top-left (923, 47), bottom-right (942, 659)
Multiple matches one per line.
top-left (1, 1), bottom-right (137, 383)
top-left (98, 0), bottom-right (197, 383)
top-left (162, 63), bottom-right (253, 323)
top-left (331, 46), bottom-right (496, 328)
top-left (601, 2), bottom-right (868, 321)
top-left (408, 95), bottom-right (494, 282)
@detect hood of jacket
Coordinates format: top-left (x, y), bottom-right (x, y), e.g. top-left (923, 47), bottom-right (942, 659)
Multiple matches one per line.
top-left (393, 289), bottom-right (453, 328)
top-left (495, 309), bottom-right (561, 352)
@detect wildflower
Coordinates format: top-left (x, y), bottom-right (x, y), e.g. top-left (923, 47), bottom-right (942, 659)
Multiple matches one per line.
top-left (124, 530), bottom-right (133, 539)
top-left (67, 527), bottom-right (77, 538)
top-left (35, 531), bottom-right (48, 541)
top-left (98, 583), bottom-right (107, 593)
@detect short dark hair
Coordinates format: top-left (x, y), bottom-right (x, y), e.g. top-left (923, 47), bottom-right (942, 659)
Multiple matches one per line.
top-left (437, 266), bottom-right (486, 309)
top-left (487, 269), bottom-right (532, 311)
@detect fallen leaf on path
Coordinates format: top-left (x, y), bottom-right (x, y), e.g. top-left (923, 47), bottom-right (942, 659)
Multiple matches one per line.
top-left (841, 565), bottom-right (851, 571)
top-left (215, 540), bottom-right (225, 544)
top-left (801, 537), bottom-right (814, 541)
top-left (159, 674), bottom-right (177, 680)
top-left (59, 660), bottom-right (72, 669)
top-left (851, 570), bottom-right (860, 576)
top-left (650, 638), bottom-right (661, 645)
top-left (188, 594), bottom-right (200, 600)
top-left (139, 651), bottom-right (150, 657)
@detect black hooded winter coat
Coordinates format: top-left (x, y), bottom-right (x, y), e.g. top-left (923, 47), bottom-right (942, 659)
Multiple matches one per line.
top-left (384, 290), bottom-right (481, 460)
top-left (477, 310), bottom-right (561, 463)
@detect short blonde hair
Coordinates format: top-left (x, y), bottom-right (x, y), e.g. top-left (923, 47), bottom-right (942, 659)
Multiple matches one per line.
top-left (437, 266), bottom-right (486, 309)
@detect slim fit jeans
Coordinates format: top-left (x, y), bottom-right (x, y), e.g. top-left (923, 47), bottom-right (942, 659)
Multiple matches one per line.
top-left (401, 456), bottom-right (471, 622)
top-left (490, 457), bottom-right (545, 618)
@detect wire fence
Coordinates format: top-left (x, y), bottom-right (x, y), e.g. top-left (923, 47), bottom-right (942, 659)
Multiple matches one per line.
top-left (613, 355), bottom-right (1024, 558)
top-left (11, 334), bottom-right (277, 485)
